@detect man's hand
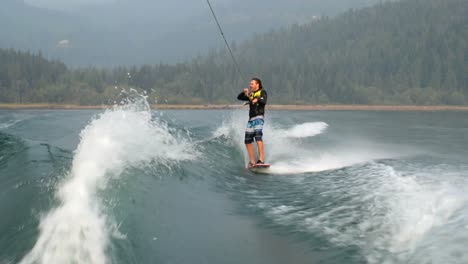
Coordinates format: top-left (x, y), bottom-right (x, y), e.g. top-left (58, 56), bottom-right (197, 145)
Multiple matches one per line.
top-left (252, 98), bottom-right (258, 104)
top-left (243, 88), bottom-right (249, 96)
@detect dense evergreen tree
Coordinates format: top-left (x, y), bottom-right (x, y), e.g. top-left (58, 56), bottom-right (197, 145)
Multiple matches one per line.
top-left (0, 0), bottom-right (466, 105)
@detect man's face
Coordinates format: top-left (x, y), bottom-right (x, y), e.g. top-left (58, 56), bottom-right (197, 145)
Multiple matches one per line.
top-left (250, 80), bottom-right (259, 91)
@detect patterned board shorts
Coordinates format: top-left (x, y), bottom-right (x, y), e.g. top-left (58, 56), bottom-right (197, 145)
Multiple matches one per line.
top-left (245, 116), bottom-right (264, 144)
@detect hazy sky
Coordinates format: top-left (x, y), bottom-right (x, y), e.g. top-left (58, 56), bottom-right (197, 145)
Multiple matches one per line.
top-left (12, 0), bottom-right (381, 65)
top-left (25, 0), bottom-right (117, 10)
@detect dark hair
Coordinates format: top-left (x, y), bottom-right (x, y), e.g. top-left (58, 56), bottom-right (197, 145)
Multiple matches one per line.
top-left (251, 78), bottom-right (263, 89)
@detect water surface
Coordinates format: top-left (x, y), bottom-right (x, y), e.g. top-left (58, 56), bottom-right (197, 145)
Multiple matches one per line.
top-left (1, 107), bottom-right (467, 264)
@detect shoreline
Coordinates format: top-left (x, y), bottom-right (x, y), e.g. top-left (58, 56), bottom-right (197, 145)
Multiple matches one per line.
top-left (1, 103), bottom-right (468, 111)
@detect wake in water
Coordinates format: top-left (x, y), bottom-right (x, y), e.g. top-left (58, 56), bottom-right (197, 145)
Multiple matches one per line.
top-left (0, 112), bottom-right (34, 131)
top-left (20, 97), bottom-right (196, 264)
top-left (211, 110), bottom-right (468, 262)
top-left (13, 104), bottom-right (468, 264)
top-left (0, 119), bottom-right (23, 130)
top-left (257, 160), bottom-right (468, 263)
top-left (209, 110), bottom-right (468, 262)
top-left (214, 110), bottom-right (403, 174)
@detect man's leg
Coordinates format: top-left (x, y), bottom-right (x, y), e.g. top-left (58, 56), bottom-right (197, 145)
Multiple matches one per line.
top-left (245, 121), bottom-right (256, 165)
top-left (256, 141), bottom-right (264, 162)
top-left (254, 119), bottom-right (265, 163)
top-left (245, 143), bottom-right (256, 165)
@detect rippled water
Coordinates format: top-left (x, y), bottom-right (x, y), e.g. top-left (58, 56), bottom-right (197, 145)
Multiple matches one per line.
top-left (1, 104), bottom-right (468, 264)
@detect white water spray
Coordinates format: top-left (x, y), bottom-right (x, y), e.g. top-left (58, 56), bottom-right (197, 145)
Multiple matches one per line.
top-left (275, 122), bottom-right (328, 139)
top-left (20, 102), bottom-right (195, 264)
top-left (263, 162), bottom-right (468, 263)
top-left (0, 120), bottom-right (22, 130)
top-left (214, 111), bottom-right (400, 173)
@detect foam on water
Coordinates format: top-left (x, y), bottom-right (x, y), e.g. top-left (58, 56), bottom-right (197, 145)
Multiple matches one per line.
top-left (0, 120), bottom-right (22, 130)
top-left (215, 110), bottom-right (468, 262)
top-left (370, 164), bottom-right (468, 263)
top-left (270, 151), bottom-right (390, 174)
top-left (214, 110), bottom-right (329, 163)
top-left (20, 99), bottom-right (196, 264)
top-left (275, 122), bottom-right (328, 139)
top-left (261, 162), bottom-right (468, 263)
top-left (214, 110), bottom-right (398, 173)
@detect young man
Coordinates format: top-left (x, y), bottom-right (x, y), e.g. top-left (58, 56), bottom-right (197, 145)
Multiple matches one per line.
top-left (237, 78), bottom-right (268, 168)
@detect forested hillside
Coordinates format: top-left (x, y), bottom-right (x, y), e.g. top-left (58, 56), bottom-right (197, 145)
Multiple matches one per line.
top-left (0, 0), bottom-right (466, 105)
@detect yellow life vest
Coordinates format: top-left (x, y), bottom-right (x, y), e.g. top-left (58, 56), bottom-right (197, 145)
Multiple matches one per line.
top-left (249, 90), bottom-right (262, 101)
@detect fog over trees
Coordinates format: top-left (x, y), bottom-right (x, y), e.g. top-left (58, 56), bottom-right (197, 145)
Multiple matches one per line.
top-left (0, 0), bottom-right (466, 105)
top-left (2, 0), bottom-right (381, 66)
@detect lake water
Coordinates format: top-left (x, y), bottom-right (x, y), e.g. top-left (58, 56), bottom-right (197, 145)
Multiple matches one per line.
top-left (1, 102), bottom-right (468, 264)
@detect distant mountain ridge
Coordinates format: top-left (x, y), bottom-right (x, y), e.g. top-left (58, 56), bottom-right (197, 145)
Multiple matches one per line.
top-left (1, 0), bottom-right (381, 66)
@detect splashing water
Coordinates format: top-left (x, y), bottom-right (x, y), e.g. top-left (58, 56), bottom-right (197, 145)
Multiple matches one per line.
top-left (260, 161), bottom-right (468, 263)
top-left (275, 122), bottom-right (328, 139)
top-left (211, 110), bottom-right (468, 262)
top-left (214, 111), bottom-right (401, 173)
top-left (2, 107), bottom-right (467, 264)
top-left (0, 120), bottom-right (23, 130)
top-left (20, 98), bottom-right (196, 264)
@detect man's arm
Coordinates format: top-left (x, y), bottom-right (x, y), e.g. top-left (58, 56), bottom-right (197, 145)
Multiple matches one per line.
top-left (237, 91), bottom-right (249, 101)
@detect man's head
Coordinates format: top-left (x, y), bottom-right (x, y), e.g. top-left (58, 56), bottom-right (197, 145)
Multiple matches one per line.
top-left (250, 78), bottom-right (262, 92)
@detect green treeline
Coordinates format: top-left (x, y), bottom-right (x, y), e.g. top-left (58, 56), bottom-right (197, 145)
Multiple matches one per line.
top-left (0, 0), bottom-right (467, 105)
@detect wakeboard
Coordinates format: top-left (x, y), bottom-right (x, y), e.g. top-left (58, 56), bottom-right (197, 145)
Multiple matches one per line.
top-left (248, 163), bottom-right (271, 173)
